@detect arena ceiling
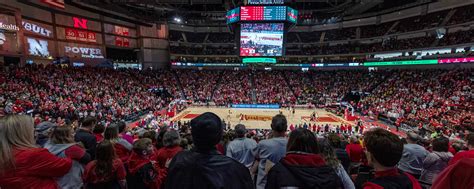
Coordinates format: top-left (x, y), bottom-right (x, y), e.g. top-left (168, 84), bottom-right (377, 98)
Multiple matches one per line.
top-left (73, 0), bottom-right (433, 23)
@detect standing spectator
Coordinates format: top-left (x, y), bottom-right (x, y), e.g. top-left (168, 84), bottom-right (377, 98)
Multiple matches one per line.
top-left (254, 114), bottom-right (288, 189)
top-left (318, 138), bottom-right (355, 189)
top-left (398, 132), bottom-right (428, 179)
top-left (362, 128), bottom-right (422, 189)
top-left (0, 115), bottom-right (72, 189)
top-left (346, 136), bottom-right (364, 163)
top-left (35, 121), bottom-right (55, 147)
top-left (75, 117), bottom-right (98, 159)
top-left (118, 121), bottom-right (134, 145)
top-left (155, 130), bottom-right (183, 168)
top-left (420, 137), bottom-right (453, 184)
top-left (45, 125), bottom-right (92, 189)
top-left (104, 124), bottom-right (133, 164)
top-left (266, 128), bottom-right (343, 189)
top-left (226, 124), bottom-right (257, 171)
top-left (328, 133), bottom-right (351, 172)
top-left (83, 140), bottom-right (127, 189)
top-left (449, 133), bottom-right (474, 165)
top-left (127, 138), bottom-right (168, 189)
top-left (165, 112), bottom-right (253, 189)
top-left (93, 124), bottom-right (105, 143)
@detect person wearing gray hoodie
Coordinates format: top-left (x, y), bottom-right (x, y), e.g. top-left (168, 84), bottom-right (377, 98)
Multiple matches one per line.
top-left (420, 137), bottom-right (453, 184)
top-left (45, 125), bottom-right (91, 189)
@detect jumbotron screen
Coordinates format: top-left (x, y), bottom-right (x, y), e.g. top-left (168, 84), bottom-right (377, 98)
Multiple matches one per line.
top-left (240, 23), bottom-right (284, 57)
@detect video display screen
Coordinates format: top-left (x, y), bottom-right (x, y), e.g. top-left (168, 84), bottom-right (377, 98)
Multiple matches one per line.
top-left (240, 23), bottom-right (284, 57)
top-left (240, 6), bottom-right (286, 21)
top-left (287, 7), bottom-right (298, 23)
top-left (226, 7), bottom-right (240, 24)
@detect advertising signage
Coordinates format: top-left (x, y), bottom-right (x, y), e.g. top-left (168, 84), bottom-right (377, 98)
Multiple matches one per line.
top-left (438, 57), bottom-right (474, 64)
top-left (363, 59), bottom-right (438, 66)
top-left (64, 45), bottom-right (104, 59)
top-left (22, 21), bottom-right (53, 37)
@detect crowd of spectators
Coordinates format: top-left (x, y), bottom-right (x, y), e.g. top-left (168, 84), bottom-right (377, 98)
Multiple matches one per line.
top-left (253, 70), bottom-right (296, 105)
top-left (212, 70), bottom-right (253, 105)
top-left (0, 65), bottom-right (180, 125)
top-left (359, 69), bottom-right (472, 132)
top-left (1, 111), bottom-right (473, 189)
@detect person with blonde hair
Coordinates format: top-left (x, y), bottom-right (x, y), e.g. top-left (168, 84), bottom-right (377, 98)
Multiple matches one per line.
top-left (0, 115), bottom-right (72, 189)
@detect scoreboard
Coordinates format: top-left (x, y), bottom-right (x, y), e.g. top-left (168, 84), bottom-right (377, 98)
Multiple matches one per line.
top-left (240, 6), bottom-right (286, 21)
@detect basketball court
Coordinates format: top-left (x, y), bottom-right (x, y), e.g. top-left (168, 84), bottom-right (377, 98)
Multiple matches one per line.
top-left (171, 106), bottom-right (355, 129)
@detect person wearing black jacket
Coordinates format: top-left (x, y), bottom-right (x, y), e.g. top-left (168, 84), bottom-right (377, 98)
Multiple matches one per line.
top-left (266, 128), bottom-right (343, 189)
top-left (74, 116), bottom-right (97, 159)
top-left (165, 112), bottom-right (253, 189)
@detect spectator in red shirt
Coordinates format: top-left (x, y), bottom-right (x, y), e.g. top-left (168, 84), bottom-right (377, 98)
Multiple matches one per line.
top-left (449, 133), bottom-right (474, 165)
top-left (93, 124), bottom-right (105, 143)
top-left (0, 115), bottom-right (72, 189)
top-left (127, 138), bottom-right (168, 189)
top-left (346, 136), bottom-right (364, 163)
top-left (83, 140), bottom-right (127, 189)
top-left (431, 158), bottom-right (474, 189)
top-left (104, 124), bottom-right (133, 164)
top-left (362, 128), bottom-right (422, 189)
top-left (155, 130), bottom-right (183, 168)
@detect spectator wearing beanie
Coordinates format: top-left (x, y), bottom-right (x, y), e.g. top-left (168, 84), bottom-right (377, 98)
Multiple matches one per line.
top-left (45, 125), bottom-right (91, 189)
top-left (155, 130), bottom-right (183, 169)
top-left (362, 128), bottom-right (422, 189)
top-left (449, 133), bottom-right (474, 165)
top-left (398, 132), bottom-right (428, 179)
top-left (226, 124), bottom-right (258, 170)
top-left (127, 138), bottom-right (168, 189)
top-left (420, 137), bottom-right (453, 184)
top-left (254, 114), bottom-right (288, 189)
top-left (0, 115), bottom-right (72, 189)
top-left (165, 112), bottom-right (253, 189)
top-left (75, 117), bottom-right (98, 159)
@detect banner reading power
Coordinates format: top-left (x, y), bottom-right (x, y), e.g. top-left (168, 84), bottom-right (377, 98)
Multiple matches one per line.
top-left (59, 42), bottom-right (104, 59)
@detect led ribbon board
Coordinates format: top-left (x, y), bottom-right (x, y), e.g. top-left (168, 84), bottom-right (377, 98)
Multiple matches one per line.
top-left (363, 59), bottom-right (438, 66)
top-left (242, 57), bottom-right (277, 64)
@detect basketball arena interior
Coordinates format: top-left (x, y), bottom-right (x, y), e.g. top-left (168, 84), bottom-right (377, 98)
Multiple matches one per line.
top-left (0, 0), bottom-right (473, 189)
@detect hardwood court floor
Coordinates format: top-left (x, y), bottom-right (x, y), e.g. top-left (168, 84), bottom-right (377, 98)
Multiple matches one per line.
top-left (171, 106), bottom-right (355, 129)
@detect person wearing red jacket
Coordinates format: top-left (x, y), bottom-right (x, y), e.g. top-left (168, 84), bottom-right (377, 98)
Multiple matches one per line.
top-left (83, 140), bottom-right (127, 189)
top-left (0, 115), bottom-right (72, 189)
top-left (104, 124), bottom-right (133, 164)
top-left (154, 130), bottom-right (183, 168)
top-left (127, 138), bottom-right (168, 189)
top-left (449, 133), bottom-right (474, 165)
top-left (431, 158), bottom-right (474, 189)
top-left (346, 136), bottom-right (364, 163)
top-left (362, 128), bottom-right (422, 189)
